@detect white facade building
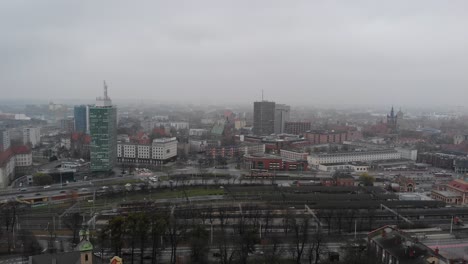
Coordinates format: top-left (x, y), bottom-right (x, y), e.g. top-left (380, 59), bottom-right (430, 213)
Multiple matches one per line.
top-left (23, 127), bottom-right (41, 148)
top-left (395, 147), bottom-right (418, 161)
top-left (308, 150), bottom-right (401, 166)
top-left (15, 152), bottom-right (32, 167)
top-left (152, 137), bottom-right (178, 160)
top-left (117, 137), bottom-right (178, 165)
top-left (318, 163), bottom-right (369, 172)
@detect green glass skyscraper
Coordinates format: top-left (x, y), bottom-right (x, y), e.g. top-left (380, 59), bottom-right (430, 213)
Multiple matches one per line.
top-left (90, 82), bottom-right (117, 172)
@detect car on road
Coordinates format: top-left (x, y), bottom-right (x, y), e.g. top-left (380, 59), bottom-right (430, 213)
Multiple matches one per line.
top-left (43, 185), bottom-right (51, 189)
top-left (35, 193), bottom-right (41, 196)
top-left (19, 188), bottom-right (27, 192)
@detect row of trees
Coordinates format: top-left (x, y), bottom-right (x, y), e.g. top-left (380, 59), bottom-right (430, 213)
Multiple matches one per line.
top-left (96, 204), bottom-right (379, 264)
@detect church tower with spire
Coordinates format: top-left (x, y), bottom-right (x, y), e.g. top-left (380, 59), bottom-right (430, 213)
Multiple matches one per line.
top-left (387, 106), bottom-right (398, 133)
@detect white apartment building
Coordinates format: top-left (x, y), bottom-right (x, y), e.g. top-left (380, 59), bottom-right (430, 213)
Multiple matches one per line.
top-left (152, 137), bottom-right (178, 160)
top-left (23, 127), bottom-right (41, 148)
top-left (15, 152), bottom-right (32, 167)
top-left (117, 137), bottom-right (178, 165)
top-left (395, 147), bottom-right (418, 161)
top-left (308, 150), bottom-right (401, 166)
top-left (318, 163), bottom-right (369, 173)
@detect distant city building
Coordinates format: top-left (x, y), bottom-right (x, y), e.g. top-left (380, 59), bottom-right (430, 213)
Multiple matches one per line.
top-left (368, 225), bottom-right (447, 264)
top-left (395, 147), bottom-right (418, 161)
top-left (305, 130), bottom-right (348, 144)
top-left (431, 179), bottom-right (468, 205)
top-left (23, 127), bottom-right (41, 148)
top-left (0, 129), bottom-right (10, 152)
top-left (74, 105), bottom-right (90, 133)
top-left (12, 145), bottom-right (32, 176)
top-left (189, 129), bottom-right (208, 137)
top-left (206, 143), bottom-right (265, 158)
top-left (454, 134), bottom-right (468, 145)
top-left (253, 101), bottom-right (275, 136)
top-left (189, 139), bottom-right (207, 153)
top-left (284, 121), bottom-right (311, 135)
top-left (243, 153), bottom-right (308, 171)
top-left (234, 119), bottom-right (247, 130)
top-left (152, 137), bottom-right (178, 161)
top-left (279, 149), bottom-right (308, 161)
top-left (386, 106), bottom-right (398, 133)
top-left (274, 104), bottom-right (290, 134)
top-left (60, 117), bottom-right (74, 133)
top-left (318, 163), bottom-right (369, 173)
top-left (89, 82), bottom-right (117, 172)
top-left (0, 141), bottom-right (32, 188)
top-left (117, 137), bottom-right (177, 165)
top-left (308, 149), bottom-right (401, 166)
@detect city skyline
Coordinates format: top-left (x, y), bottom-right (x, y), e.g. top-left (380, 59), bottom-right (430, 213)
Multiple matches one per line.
top-left (1, 1), bottom-right (468, 106)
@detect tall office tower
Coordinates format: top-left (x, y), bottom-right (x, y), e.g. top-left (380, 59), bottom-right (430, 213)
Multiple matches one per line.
top-left (253, 101), bottom-right (276, 136)
top-left (74, 105), bottom-right (90, 133)
top-left (274, 104), bottom-right (290, 134)
top-left (0, 129), bottom-right (10, 152)
top-left (89, 82), bottom-right (117, 172)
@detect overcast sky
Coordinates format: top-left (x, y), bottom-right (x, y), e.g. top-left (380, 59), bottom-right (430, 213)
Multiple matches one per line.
top-left (1, 1), bottom-right (468, 106)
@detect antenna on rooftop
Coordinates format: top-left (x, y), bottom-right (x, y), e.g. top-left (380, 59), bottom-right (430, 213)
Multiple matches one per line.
top-left (103, 80), bottom-right (108, 99)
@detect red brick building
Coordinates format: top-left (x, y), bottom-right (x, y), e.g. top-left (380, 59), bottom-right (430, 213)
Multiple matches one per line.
top-left (305, 130), bottom-right (348, 144)
top-left (431, 179), bottom-right (468, 205)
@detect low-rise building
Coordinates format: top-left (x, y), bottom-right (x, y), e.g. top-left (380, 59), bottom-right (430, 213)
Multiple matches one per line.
top-left (318, 163), bottom-right (369, 173)
top-left (279, 149), bottom-right (308, 161)
top-left (305, 130), bottom-right (348, 144)
top-left (308, 149), bottom-right (401, 166)
top-left (244, 153), bottom-right (308, 171)
top-left (431, 179), bottom-right (468, 204)
top-left (117, 137), bottom-right (178, 165)
top-left (189, 129), bottom-right (208, 137)
top-left (12, 145), bottom-right (32, 176)
top-left (206, 143), bottom-right (265, 158)
top-left (395, 147), bottom-right (418, 161)
top-left (368, 225), bottom-right (447, 264)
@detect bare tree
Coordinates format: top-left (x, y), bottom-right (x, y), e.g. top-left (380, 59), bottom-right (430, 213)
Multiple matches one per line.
top-left (306, 229), bottom-right (327, 264)
top-left (289, 215), bottom-right (310, 264)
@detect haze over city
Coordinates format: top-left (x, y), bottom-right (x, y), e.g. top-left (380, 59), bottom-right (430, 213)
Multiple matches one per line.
top-left (4, 2), bottom-right (468, 264)
top-left (2, 1), bottom-right (468, 106)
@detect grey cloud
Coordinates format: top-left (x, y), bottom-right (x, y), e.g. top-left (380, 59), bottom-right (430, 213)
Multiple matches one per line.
top-left (1, 0), bottom-right (468, 106)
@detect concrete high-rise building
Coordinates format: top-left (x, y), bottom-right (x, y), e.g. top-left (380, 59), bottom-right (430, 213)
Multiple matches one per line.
top-left (89, 82), bottom-right (117, 172)
top-left (0, 130), bottom-right (10, 152)
top-left (74, 105), bottom-right (90, 133)
top-left (23, 127), bottom-right (41, 148)
top-left (253, 101), bottom-right (275, 136)
top-left (274, 104), bottom-right (290, 134)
